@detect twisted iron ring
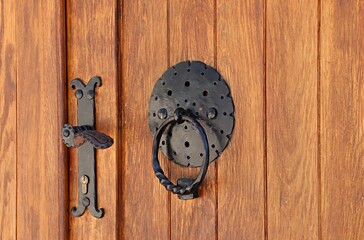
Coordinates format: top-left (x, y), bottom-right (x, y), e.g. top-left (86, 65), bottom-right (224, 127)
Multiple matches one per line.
top-left (152, 108), bottom-right (210, 197)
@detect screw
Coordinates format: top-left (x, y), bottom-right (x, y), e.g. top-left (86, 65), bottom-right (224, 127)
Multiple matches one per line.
top-left (158, 108), bottom-right (168, 120)
top-left (207, 108), bottom-right (217, 119)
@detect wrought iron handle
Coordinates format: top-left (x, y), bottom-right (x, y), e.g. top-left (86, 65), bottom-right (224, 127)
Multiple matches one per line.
top-left (62, 124), bottom-right (113, 149)
top-left (152, 108), bottom-right (210, 200)
top-left (61, 77), bottom-right (112, 218)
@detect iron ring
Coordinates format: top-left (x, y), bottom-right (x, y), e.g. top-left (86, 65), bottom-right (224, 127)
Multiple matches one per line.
top-left (152, 108), bottom-right (210, 198)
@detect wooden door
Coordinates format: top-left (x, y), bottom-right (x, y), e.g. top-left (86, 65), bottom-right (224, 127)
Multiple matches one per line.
top-left (1, 1), bottom-right (363, 239)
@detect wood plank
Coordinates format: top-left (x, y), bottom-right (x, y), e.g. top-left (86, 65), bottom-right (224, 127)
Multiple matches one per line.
top-left (67, 0), bottom-right (119, 238)
top-left (0, 0), bottom-right (16, 239)
top-left (321, 1), bottom-right (364, 239)
top-left (266, 0), bottom-right (318, 239)
top-left (217, 1), bottom-right (265, 239)
top-left (16, 0), bottom-right (68, 238)
top-left (168, 1), bottom-right (216, 239)
top-left (121, 1), bottom-right (169, 239)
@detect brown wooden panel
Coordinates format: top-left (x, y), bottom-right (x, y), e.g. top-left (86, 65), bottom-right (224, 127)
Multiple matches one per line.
top-left (0, 1), bottom-right (16, 239)
top-left (67, 0), bottom-right (119, 238)
top-left (121, 1), bottom-right (169, 239)
top-left (321, 1), bottom-right (364, 239)
top-left (217, 1), bottom-right (265, 239)
top-left (16, 0), bottom-right (68, 238)
top-left (266, 0), bottom-right (319, 239)
top-left (169, 0), bottom-right (216, 239)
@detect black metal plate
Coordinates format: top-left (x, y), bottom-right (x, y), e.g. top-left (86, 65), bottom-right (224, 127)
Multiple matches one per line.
top-left (148, 61), bottom-right (234, 167)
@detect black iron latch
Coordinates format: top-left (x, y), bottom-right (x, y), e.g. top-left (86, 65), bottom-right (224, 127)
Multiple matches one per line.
top-left (62, 76), bottom-right (113, 218)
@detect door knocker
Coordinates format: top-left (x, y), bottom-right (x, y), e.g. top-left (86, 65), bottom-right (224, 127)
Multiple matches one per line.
top-left (148, 61), bottom-right (235, 200)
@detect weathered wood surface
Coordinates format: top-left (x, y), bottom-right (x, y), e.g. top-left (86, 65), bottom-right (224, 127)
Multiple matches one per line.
top-left (0, 0), bottom-right (16, 239)
top-left (266, 0), bottom-right (319, 239)
top-left (16, 0), bottom-right (68, 239)
top-left (217, 0), bottom-right (266, 239)
top-left (321, 1), bottom-right (364, 239)
top-left (0, 1), bottom-right (362, 239)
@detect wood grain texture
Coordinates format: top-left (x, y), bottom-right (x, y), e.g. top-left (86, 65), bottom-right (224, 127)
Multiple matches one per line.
top-left (5, 1), bottom-right (364, 239)
top-left (169, 0), bottom-right (216, 239)
top-left (0, 1), bottom-right (16, 239)
top-left (217, 1), bottom-right (265, 239)
top-left (266, 0), bottom-right (318, 239)
top-left (321, 1), bottom-right (364, 239)
top-left (67, 0), bottom-right (119, 239)
top-left (121, 1), bottom-right (169, 239)
top-left (16, 0), bottom-right (68, 239)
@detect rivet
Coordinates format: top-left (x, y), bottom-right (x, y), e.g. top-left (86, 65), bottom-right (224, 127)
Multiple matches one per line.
top-left (82, 197), bottom-right (90, 207)
top-left (75, 89), bottom-right (83, 99)
top-left (63, 129), bottom-right (70, 137)
top-left (173, 108), bottom-right (186, 122)
top-left (87, 90), bottom-right (95, 99)
top-left (158, 108), bottom-right (168, 120)
top-left (207, 108), bottom-right (217, 119)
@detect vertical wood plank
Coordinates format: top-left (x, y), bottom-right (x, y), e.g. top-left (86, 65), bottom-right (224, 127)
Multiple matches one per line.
top-left (121, 1), bottom-right (169, 239)
top-left (321, 1), bottom-right (364, 239)
top-left (67, 0), bottom-right (119, 238)
top-left (0, 1), bottom-right (16, 239)
top-left (217, 1), bottom-right (265, 239)
top-left (16, 0), bottom-right (68, 238)
top-left (266, 0), bottom-right (319, 239)
top-left (168, 1), bottom-right (216, 239)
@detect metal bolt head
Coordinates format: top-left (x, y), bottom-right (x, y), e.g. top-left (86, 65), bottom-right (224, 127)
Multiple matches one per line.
top-left (75, 89), bottom-right (83, 99)
top-left (82, 197), bottom-right (90, 207)
top-left (207, 108), bottom-right (217, 119)
top-left (63, 129), bottom-right (70, 137)
top-left (87, 90), bottom-right (95, 99)
top-left (173, 108), bottom-right (187, 123)
top-left (158, 108), bottom-right (168, 120)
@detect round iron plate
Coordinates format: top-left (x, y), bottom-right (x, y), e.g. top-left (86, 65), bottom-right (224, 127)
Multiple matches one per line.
top-left (148, 61), bottom-right (234, 167)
